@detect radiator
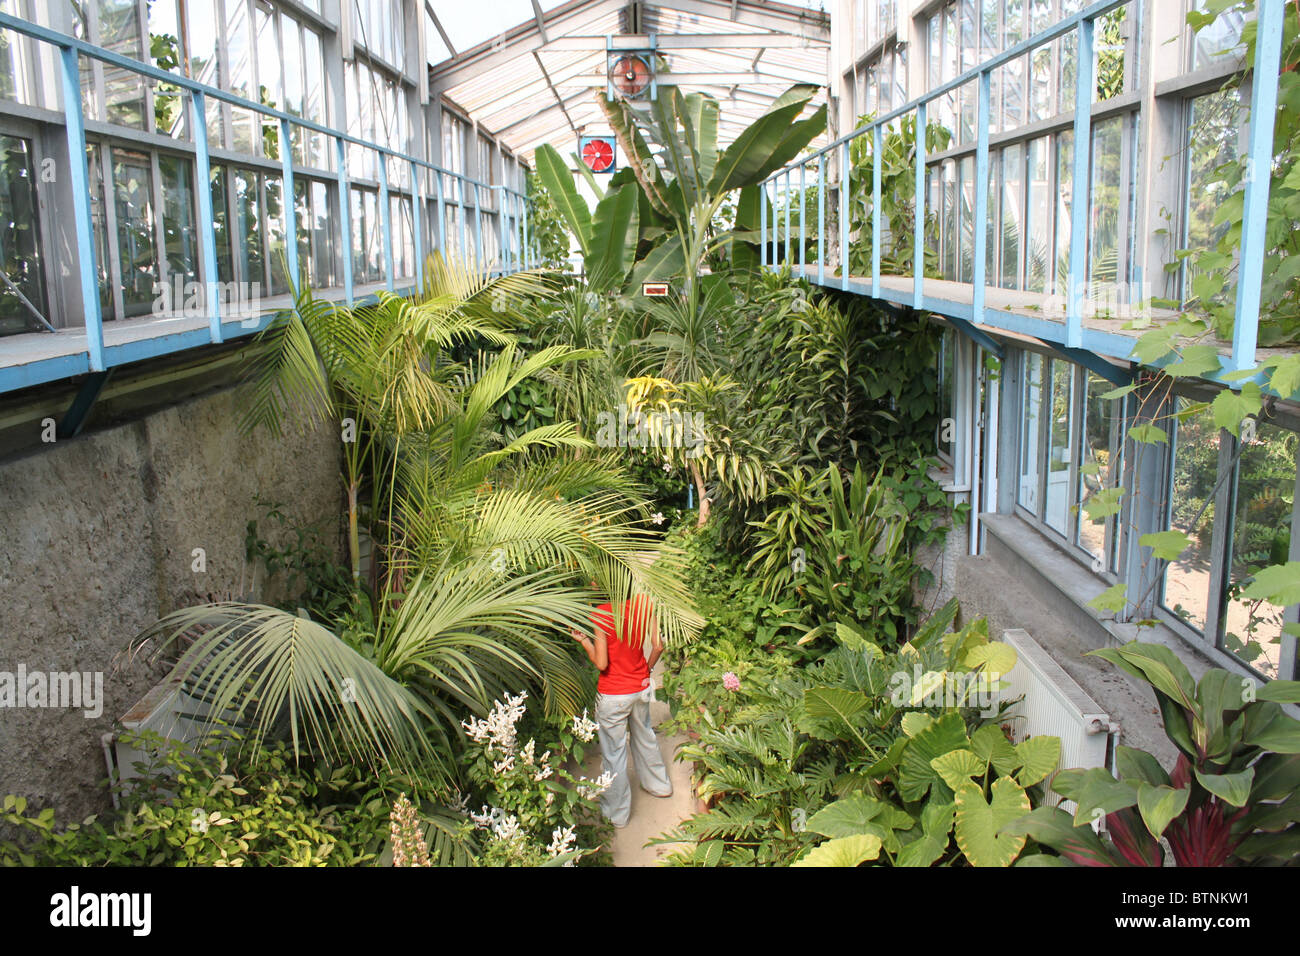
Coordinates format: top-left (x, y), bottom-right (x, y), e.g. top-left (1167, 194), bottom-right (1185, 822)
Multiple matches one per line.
top-left (998, 629), bottom-right (1114, 818)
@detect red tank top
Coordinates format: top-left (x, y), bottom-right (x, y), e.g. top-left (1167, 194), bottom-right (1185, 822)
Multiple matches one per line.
top-left (592, 598), bottom-right (652, 695)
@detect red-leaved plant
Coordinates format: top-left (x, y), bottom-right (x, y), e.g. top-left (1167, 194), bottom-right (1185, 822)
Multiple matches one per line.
top-left (1004, 642), bottom-right (1300, 866)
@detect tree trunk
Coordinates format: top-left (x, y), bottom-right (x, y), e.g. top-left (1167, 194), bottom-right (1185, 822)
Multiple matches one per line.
top-left (347, 482), bottom-right (361, 583)
top-left (690, 460), bottom-right (710, 527)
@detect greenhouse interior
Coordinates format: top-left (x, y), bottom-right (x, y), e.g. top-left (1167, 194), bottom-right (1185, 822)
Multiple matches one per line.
top-left (0, 0), bottom-right (1298, 889)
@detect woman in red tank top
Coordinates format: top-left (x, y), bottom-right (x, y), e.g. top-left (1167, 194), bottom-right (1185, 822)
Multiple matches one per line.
top-left (571, 590), bottom-right (673, 827)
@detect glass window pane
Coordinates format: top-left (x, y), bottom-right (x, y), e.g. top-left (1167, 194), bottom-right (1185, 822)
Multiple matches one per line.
top-left (1223, 421), bottom-right (1297, 678)
top-left (232, 167), bottom-right (263, 292)
top-left (210, 165), bottom-right (233, 283)
top-left (1077, 372), bottom-right (1125, 572)
top-left (1056, 32), bottom-right (1076, 117)
top-left (99, 0), bottom-right (147, 129)
top-left (227, 0), bottom-right (255, 153)
top-left (1001, 143), bottom-right (1023, 289)
top-left (186, 0), bottom-right (223, 145)
top-left (1030, 46), bottom-right (1051, 122)
top-left (1025, 137), bottom-right (1050, 293)
top-left (159, 154), bottom-right (196, 289)
top-left (112, 149), bottom-right (157, 316)
top-left (958, 155), bottom-right (974, 282)
top-left (87, 145), bottom-right (113, 316)
top-left (1189, 0), bottom-right (1249, 70)
top-left (1055, 130), bottom-right (1073, 298)
top-left (265, 174), bottom-right (287, 295)
top-left (941, 159), bottom-right (957, 280)
top-left (1045, 360), bottom-right (1074, 535)
top-left (1089, 116), bottom-right (1123, 287)
top-left (1184, 88), bottom-right (1243, 303)
top-left (148, 0), bottom-right (186, 138)
top-left (1096, 6), bottom-right (1128, 101)
top-left (1019, 351), bottom-right (1044, 513)
top-left (0, 0), bottom-right (37, 108)
top-left (310, 179), bottom-right (335, 287)
top-left (1163, 398), bottom-right (1219, 634)
top-left (0, 134), bottom-right (45, 335)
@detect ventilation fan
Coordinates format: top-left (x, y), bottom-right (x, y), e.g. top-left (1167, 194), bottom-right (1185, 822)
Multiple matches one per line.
top-left (606, 36), bottom-right (658, 100)
top-left (609, 54), bottom-right (652, 98)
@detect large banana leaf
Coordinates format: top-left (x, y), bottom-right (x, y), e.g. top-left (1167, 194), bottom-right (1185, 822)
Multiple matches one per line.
top-left (533, 143), bottom-right (592, 258)
top-left (587, 181), bottom-right (641, 292)
top-left (626, 234), bottom-right (685, 295)
top-left (709, 84), bottom-right (822, 194)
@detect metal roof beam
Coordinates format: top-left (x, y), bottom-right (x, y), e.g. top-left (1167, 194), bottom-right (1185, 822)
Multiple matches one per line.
top-left (429, 0), bottom-right (626, 92)
top-left (646, 0), bottom-right (829, 39)
top-left (549, 32), bottom-right (828, 50)
top-left (426, 1), bottom-right (457, 57)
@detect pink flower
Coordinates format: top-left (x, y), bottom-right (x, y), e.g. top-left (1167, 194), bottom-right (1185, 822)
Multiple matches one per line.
top-left (722, 671), bottom-right (740, 692)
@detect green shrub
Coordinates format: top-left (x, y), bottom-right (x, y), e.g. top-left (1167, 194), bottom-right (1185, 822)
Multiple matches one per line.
top-left (0, 733), bottom-right (393, 867)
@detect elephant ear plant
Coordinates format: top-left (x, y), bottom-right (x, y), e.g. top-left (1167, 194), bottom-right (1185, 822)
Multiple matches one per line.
top-left (1008, 642), bottom-right (1300, 866)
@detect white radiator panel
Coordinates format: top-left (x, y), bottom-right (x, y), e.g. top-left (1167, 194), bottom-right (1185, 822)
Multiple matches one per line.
top-left (998, 629), bottom-right (1111, 815)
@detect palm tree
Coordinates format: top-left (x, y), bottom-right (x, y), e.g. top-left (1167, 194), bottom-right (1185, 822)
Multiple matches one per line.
top-left (134, 253), bottom-right (702, 791)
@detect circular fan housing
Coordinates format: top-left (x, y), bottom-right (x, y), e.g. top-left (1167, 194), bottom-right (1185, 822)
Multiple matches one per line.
top-left (610, 54), bottom-right (652, 97)
top-left (580, 136), bottom-right (616, 173)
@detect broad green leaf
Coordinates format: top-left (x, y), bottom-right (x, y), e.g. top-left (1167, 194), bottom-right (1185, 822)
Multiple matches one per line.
top-left (1140, 529), bottom-right (1192, 562)
top-left (1088, 582), bottom-right (1129, 614)
top-left (1268, 354), bottom-right (1300, 399)
top-left (1052, 767), bottom-right (1139, 825)
top-left (1128, 423), bottom-right (1169, 445)
top-left (533, 144), bottom-right (592, 257)
top-left (895, 832), bottom-right (947, 867)
top-left (898, 712), bottom-right (970, 802)
top-left (1002, 806), bottom-right (1116, 866)
top-left (1241, 703), bottom-right (1300, 754)
top-left (791, 833), bottom-right (882, 867)
top-left (1211, 382), bottom-right (1262, 437)
top-left (908, 670), bottom-right (947, 706)
top-left (586, 183), bottom-right (640, 293)
top-left (1131, 326), bottom-right (1178, 365)
top-left (1240, 562), bottom-right (1300, 606)
top-left (1090, 642), bottom-right (1198, 712)
top-left (971, 723), bottom-right (1021, 775)
top-left (930, 749), bottom-right (987, 791)
top-left (1014, 736), bottom-right (1061, 788)
top-left (805, 793), bottom-right (905, 839)
top-left (1256, 680), bottom-right (1300, 704)
top-left (900, 712), bottom-right (934, 738)
top-left (709, 85), bottom-right (821, 193)
top-left (1082, 486), bottom-right (1124, 521)
top-left (1136, 783), bottom-right (1190, 839)
top-left (954, 778), bottom-right (1031, 867)
top-left (1115, 746), bottom-right (1170, 787)
top-left (1193, 767), bottom-right (1254, 808)
top-left (835, 621), bottom-right (882, 659)
top-left (963, 642), bottom-right (1017, 676)
top-left (694, 839), bottom-right (724, 867)
top-left (1163, 344), bottom-right (1223, 379)
top-left (1100, 383), bottom-right (1139, 401)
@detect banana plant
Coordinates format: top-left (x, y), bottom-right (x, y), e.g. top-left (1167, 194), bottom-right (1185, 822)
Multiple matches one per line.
top-left (1007, 641), bottom-right (1300, 866)
top-left (599, 84), bottom-right (826, 316)
top-left (532, 145), bottom-right (641, 293)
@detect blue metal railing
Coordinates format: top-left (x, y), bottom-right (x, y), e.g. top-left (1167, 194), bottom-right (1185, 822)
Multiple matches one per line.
top-left (0, 12), bottom-right (533, 392)
top-left (760, 0), bottom-right (1285, 381)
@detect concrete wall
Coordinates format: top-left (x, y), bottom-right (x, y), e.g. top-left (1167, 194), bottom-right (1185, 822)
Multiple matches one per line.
top-left (0, 384), bottom-right (341, 821)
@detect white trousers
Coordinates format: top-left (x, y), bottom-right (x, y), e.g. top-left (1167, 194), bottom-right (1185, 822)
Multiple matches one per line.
top-left (594, 689), bottom-right (673, 827)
